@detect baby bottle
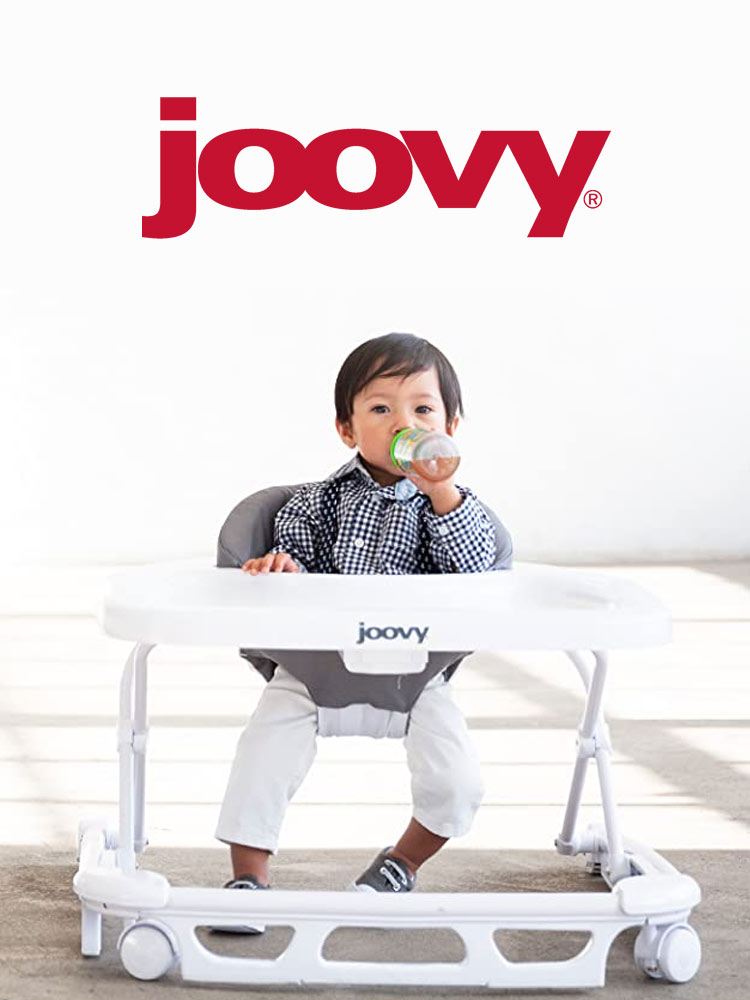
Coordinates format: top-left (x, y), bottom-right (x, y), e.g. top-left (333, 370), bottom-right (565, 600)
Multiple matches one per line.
top-left (390, 428), bottom-right (461, 482)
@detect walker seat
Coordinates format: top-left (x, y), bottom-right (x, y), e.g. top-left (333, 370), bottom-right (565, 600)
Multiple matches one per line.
top-left (217, 483), bottom-right (513, 730)
top-left (73, 487), bottom-right (702, 989)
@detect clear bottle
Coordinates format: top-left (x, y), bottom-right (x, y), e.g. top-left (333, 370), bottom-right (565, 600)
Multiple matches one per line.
top-left (390, 428), bottom-right (461, 482)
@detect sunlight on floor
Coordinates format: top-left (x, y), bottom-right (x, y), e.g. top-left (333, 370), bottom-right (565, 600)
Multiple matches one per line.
top-left (1, 562), bottom-right (749, 851)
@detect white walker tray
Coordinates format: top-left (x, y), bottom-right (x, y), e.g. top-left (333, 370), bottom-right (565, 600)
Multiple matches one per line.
top-left (74, 562), bottom-right (701, 989)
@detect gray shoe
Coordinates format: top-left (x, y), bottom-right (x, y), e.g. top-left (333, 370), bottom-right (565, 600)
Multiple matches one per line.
top-left (210, 873), bottom-right (269, 934)
top-left (352, 848), bottom-right (416, 893)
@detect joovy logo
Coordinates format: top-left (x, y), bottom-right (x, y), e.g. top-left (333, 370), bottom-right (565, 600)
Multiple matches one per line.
top-left (357, 621), bottom-right (430, 645)
top-left (143, 98), bottom-right (610, 239)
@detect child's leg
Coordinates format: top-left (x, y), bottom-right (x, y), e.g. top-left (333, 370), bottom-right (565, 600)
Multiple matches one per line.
top-left (229, 843), bottom-right (272, 885)
top-left (395, 675), bottom-right (484, 873)
top-left (215, 667), bottom-right (318, 882)
top-left (390, 818), bottom-right (448, 874)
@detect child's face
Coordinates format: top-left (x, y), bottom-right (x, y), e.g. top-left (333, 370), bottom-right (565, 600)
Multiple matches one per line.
top-left (335, 365), bottom-right (459, 486)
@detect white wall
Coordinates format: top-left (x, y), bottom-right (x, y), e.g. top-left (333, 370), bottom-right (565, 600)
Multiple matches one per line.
top-left (1, 1), bottom-right (748, 565)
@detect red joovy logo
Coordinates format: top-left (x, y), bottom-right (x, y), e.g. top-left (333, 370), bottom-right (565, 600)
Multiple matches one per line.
top-left (142, 98), bottom-right (610, 240)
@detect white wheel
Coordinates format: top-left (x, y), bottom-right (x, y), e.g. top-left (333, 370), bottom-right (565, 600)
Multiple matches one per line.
top-left (634, 923), bottom-right (701, 983)
top-left (657, 924), bottom-right (701, 983)
top-left (118, 920), bottom-right (178, 980)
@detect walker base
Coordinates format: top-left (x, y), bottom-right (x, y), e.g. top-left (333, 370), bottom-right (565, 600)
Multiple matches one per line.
top-left (74, 819), bottom-right (700, 989)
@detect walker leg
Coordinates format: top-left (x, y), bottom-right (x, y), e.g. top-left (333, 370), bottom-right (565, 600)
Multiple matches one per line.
top-left (555, 756), bottom-right (593, 853)
top-left (81, 904), bottom-right (102, 957)
top-left (588, 651), bottom-right (630, 882)
top-left (132, 646), bottom-right (150, 854)
top-left (556, 651), bottom-right (598, 855)
top-left (594, 741), bottom-right (630, 880)
top-left (117, 642), bottom-right (154, 874)
top-left (557, 651), bottom-right (630, 882)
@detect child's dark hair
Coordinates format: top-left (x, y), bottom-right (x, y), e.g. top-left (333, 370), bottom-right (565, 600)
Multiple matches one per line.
top-left (335, 332), bottom-right (464, 426)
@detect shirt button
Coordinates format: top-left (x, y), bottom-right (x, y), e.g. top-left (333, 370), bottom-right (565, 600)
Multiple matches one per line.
top-left (437, 525), bottom-right (450, 537)
top-left (353, 537), bottom-right (365, 548)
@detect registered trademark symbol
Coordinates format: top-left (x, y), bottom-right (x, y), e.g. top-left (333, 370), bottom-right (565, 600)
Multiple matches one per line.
top-left (583, 189), bottom-right (602, 208)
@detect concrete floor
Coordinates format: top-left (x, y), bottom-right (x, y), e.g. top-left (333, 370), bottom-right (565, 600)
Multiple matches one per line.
top-left (0, 560), bottom-right (749, 997)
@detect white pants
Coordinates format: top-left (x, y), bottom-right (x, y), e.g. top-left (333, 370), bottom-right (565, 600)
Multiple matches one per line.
top-left (215, 667), bottom-right (484, 852)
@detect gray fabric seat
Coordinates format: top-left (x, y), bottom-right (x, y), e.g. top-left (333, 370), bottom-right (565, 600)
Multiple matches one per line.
top-left (216, 484), bottom-right (508, 717)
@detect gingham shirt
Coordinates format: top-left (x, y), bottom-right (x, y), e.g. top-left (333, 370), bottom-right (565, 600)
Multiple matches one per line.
top-left (268, 453), bottom-right (511, 574)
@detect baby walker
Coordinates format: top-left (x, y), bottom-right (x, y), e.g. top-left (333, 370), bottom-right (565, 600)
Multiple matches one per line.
top-left (73, 486), bottom-right (702, 989)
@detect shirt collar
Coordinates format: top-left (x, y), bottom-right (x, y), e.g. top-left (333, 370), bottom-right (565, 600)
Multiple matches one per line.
top-left (327, 452), bottom-right (418, 503)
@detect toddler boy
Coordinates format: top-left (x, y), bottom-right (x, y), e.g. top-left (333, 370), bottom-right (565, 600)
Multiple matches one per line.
top-left (215, 332), bottom-right (512, 907)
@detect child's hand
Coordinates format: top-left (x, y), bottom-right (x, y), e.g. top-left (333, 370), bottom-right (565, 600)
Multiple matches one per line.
top-left (403, 469), bottom-right (456, 498)
top-left (403, 471), bottom-right (463, 516)
top-left (242, 552), bottom-right (301, 574)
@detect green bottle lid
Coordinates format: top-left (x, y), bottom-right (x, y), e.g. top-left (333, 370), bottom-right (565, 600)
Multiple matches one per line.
top-left (390, 428), bottom-right (411, 469)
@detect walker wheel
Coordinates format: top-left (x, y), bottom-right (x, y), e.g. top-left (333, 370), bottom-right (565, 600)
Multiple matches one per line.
top-left (634, 922), bottom-right (701, 983)
top-left (118, 920), bottom-right (179, 980)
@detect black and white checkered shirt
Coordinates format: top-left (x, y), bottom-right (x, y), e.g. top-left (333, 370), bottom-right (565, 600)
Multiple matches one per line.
top-left (269, 453), bottom-right (512, 574)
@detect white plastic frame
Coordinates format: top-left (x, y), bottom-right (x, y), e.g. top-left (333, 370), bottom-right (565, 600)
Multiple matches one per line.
top-left (74, 636), bottom-right (701, 989)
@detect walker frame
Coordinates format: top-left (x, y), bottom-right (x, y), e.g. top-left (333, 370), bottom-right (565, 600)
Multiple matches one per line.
top-left (74, 564), bottom-right (701, 988)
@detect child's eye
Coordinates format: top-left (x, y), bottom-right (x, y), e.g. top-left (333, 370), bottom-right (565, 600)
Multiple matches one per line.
top-left (370, 404), bottom-right (433, 414)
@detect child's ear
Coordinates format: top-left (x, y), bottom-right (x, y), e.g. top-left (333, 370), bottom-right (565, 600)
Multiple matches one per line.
top-left (446, 415), bottom-right (460, 436)
top-left (335, 418), bottom-right (356, 448)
